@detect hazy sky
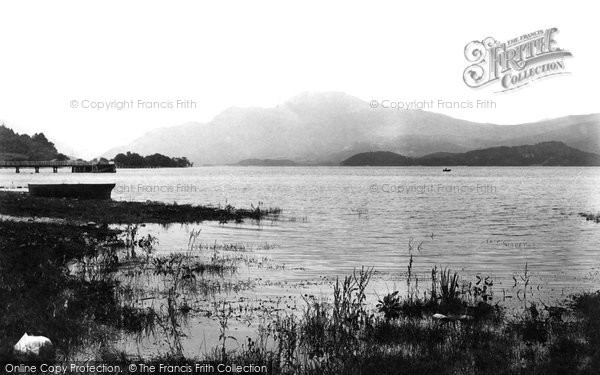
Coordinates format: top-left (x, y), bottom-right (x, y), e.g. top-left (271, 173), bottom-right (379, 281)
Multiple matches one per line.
top-left (0, 0), bottom-right (597, 158)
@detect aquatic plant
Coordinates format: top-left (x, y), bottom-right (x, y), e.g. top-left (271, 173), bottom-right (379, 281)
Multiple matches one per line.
top-left (376, 291), bottom-right (402, 321)
top-left (579, 211), bottom-right (600, 223)
top-left (3, 218), bottom-right (600, 373)
top-left (0, 191), bottom-right (282, 224)
top-left (439, 268), bottom-right (459, 305)
top-left (187, 228), bottom-right (201, 251)
top-left (214, 300), bottom-right (236, 361)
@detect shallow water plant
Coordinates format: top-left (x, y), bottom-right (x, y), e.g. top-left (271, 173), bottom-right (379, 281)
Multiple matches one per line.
top-left (376, 291), bottom-right (402, 321)
top-left (439, 267), bottom-right (459, 305)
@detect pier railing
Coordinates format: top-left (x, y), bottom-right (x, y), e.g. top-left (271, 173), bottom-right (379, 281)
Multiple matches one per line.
top-left (0, 160), bottom-right (91, 167)
top-left (0, 160), bottom-right (116, 173)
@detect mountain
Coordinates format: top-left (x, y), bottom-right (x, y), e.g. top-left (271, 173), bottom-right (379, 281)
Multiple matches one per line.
top-left (0, 125), bottom-right (67, 161)
top-left (237, 158), bottom-right (296, 166)
top-left (341, 142), bottom-right (600, 166)
top-left (101, 92), bottom-right (600, 165)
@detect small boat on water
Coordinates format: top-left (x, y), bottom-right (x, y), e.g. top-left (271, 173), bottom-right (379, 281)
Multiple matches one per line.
top-left (28, 183), bottom-right (116, 200)
top-left (443, 168), bottom-right (451, 172)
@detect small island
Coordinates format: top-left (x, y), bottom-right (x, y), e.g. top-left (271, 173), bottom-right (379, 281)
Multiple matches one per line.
top-left (113, 151), bottom-right (193, 168)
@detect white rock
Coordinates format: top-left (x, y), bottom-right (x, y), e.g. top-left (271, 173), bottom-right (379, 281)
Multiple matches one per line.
top-left (13, 333), bottom-right (52, 356)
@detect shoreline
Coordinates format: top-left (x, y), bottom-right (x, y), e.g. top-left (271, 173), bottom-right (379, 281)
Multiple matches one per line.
top-left (0, 192), bottom-right (599, 373)
top-left (0, 191), bottom-right (280, 225)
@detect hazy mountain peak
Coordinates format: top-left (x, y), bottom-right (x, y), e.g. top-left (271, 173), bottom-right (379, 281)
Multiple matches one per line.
top-left (285, 91), bottom-right (364, 106)
top-left (101, 92), bottom-right (600, 165)
top-left (284, 91), bottom-right (366, 115)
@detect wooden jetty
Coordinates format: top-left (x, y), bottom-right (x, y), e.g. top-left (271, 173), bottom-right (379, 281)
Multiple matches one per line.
top-left (0, 160), bottom-right (116, 173)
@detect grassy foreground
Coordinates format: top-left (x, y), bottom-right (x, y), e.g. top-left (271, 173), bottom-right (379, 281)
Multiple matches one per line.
top-left (218, 269), bottom-right (600, 374)
top-left (0, 191), bottom-right (280, 224)
top-left (0, 196), bottom-right (599, 374)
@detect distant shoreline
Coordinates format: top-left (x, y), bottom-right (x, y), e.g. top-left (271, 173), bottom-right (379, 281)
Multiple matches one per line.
top-left (114, 165), bottom-right (193, 169)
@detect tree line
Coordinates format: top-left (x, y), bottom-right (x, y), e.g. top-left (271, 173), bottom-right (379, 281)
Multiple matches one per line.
top-left (113, 151), bottom-right (193, 168)
top-left (0, 125), bottom-right (68, 161)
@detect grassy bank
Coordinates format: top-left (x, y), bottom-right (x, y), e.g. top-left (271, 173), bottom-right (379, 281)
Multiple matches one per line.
top-left (1, 216), bottom-right (599, 373)
top-left (216, 269), bottom-right (600, 374)
top-left (0, 191), bottom-right (280, 224)
top-left (0, 220), bottom-right (126, 362)
top-left (0, 220), bottom-right (246, 364)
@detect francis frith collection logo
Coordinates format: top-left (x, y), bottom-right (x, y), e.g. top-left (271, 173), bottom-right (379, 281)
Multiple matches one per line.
top-left (463, 28), bottom-right (572, 92)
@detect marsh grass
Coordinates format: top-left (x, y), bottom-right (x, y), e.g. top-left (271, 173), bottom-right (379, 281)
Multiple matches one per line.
top-left (214, 269), bottom-right (600, 374)
top-left (2, 218), bottom-right (600, 373)
top-left (0, 218), bottom-right (260, 364)
top-left (579, 212), bottom-right (600, 223)
top-left (204, 253), bottom-right (600, 374)
top-left (0, 191), bottom-right (281, 224)
top-left (188, 240), bottom-right (279, 253)
top-left (0, 221), bottom-right (141, 361)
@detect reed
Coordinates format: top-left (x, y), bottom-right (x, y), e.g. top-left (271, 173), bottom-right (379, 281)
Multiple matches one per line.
top-left (2, 219), bottom-right (600, 373)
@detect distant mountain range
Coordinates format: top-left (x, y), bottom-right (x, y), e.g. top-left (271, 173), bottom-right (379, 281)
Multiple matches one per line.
top-left (341, 142), bottom-right (600, 166)
top-left (101, 92), bottom-right (600, 165)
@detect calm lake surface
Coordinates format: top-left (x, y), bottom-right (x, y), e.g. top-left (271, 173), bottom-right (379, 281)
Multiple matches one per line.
top-left (2, 166), bottom-right (600, 291)
top-left (2, 166), bottom-right (600, 354)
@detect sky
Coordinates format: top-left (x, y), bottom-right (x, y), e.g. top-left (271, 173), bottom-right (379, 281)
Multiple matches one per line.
top-left (0, 0), bottom-right (598, 158)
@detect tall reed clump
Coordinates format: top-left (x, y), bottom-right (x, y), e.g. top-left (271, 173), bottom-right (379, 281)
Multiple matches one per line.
top-left (379, 261), bottom-right (501, 321)
top-left (214, 269), bottom-right (600, 374)
top-left (376, 239), bottom-right (503, 321)
top-left (259, 267), bottom-right (375, 373)
top-left (438, 268), bottom-right (459, 304)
